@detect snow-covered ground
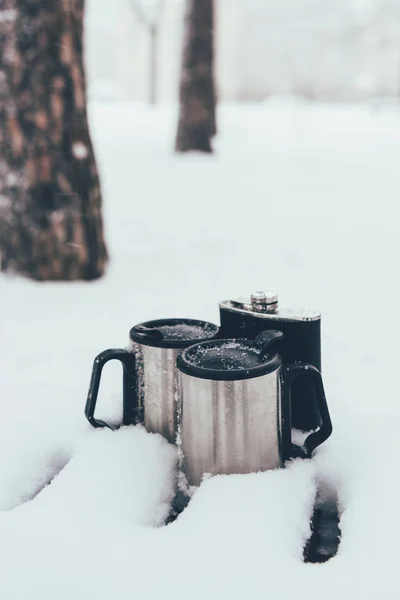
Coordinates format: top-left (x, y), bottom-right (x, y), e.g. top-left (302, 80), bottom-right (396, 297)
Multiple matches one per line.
top-left (0, 101), bottom-right (399, 598)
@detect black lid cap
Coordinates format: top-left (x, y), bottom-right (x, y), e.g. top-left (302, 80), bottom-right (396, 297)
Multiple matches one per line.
top-left (129, 318), bottom-right (219, 349)
top-left (177, 330), bottom-right (283, 381)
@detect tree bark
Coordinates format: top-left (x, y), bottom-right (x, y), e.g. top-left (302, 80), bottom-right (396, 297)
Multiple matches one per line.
top-left (0, 0), bottom-right (108, 281)
top-left (175, 0), bottom-right (216, 153)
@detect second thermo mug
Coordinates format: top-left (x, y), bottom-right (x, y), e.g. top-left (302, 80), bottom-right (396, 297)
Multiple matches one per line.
top-left (177, 331), bottom-right (332, 487)
top-left (85, 318), bottom-right (219, 443)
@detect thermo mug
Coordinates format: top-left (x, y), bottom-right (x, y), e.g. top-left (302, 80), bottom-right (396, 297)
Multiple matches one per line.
top-left (177, 330), bottom-right (332, 487)
top-left (85, 318), bottom-right (219, 444)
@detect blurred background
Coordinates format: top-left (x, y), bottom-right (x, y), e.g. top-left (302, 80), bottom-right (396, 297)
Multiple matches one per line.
top-left (86, 0), bottom-right (400, 105)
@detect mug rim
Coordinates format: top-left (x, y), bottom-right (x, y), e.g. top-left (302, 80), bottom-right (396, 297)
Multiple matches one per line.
top-left (129, 318), bottom-right (220, 349)
top-left (177, 338), bottom-right (282, 381)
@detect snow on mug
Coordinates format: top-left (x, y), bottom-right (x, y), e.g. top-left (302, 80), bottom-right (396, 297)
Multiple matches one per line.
top-left (85, 319), bottom-right (219, 444)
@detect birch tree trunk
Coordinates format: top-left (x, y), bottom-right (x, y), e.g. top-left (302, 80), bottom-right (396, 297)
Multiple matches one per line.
top-left (175, 0), bottom-right (216, 153)
top-left (0, 0), bottom-right (108, 281)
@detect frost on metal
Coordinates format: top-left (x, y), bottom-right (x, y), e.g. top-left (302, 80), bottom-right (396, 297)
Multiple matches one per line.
top-left (0, 0), bottom-right (108, 281)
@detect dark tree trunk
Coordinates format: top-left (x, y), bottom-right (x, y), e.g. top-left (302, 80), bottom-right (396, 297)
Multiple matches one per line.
top-left (175, 0), bottom-right (216, 153)
top-left (0, 0), bottom-right (108, 281)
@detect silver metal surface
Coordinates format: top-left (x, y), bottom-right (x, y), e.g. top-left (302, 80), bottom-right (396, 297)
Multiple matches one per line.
top-left (220, 298), bottom-right (320, 322)
top-left (133, 342), bottom-right (180, 445)
top-left (250, 291), bottom-right (278, 312)
top-left (179, 369), bottom-right (282, 487)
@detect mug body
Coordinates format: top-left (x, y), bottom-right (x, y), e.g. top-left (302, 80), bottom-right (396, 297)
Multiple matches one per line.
top-left (130, 318), bottom-right (219, 445)
top-left (179, 367), bottom-right (282, 487)
top-left (133, 342), bottom-right (180, 444)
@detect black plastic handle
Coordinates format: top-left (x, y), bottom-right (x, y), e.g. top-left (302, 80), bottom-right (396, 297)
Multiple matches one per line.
top-left (281, 362), bottom-right (332, 460)
top-left (254, 330), bottom-right (284, 358)
top-left (85, 348), bottom-right (137, 429)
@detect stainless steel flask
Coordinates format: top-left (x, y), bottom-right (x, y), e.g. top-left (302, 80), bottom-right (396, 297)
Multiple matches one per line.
top-left (177, 330), bottom-right (332, 487)
top-left (85, 319), bottom-right (219, 444)
top-left (219, 291), bottom-right (322, 431)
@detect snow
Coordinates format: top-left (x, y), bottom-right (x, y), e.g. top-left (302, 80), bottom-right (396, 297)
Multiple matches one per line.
top-left (72, 142), bottom-right (89, 160)
top-left (0, 10), bottom-right (17, 24)
top-left (0, 99), bottom-right (400, 598)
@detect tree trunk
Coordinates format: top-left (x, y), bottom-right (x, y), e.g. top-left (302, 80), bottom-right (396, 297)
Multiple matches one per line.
top-left (149, 25), bottom-right (157, 105)
top-left (0, 0), bottom-right (108, 281)
top-left (175, 0), bottom-right (216, 153)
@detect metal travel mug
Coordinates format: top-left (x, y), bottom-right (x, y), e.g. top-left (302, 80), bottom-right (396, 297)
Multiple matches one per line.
top-left (219, 291), bottom-right (322, 431)
top-left (85, 318), bottom-right (219, 444)
top-left (177, 330), bottom-right (332, 487)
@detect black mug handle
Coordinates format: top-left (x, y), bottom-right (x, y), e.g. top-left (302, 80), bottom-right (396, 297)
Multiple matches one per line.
top-left (281, 362), bottom-right (332, 460)
top-left (84, 349), bottom-right (137, 429)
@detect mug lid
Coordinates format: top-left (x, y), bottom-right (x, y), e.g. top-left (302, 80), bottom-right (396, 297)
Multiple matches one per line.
top-left (130, 318), bottom-right (219, 349)
top-left (177, 330), bottom-right (283, 381)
